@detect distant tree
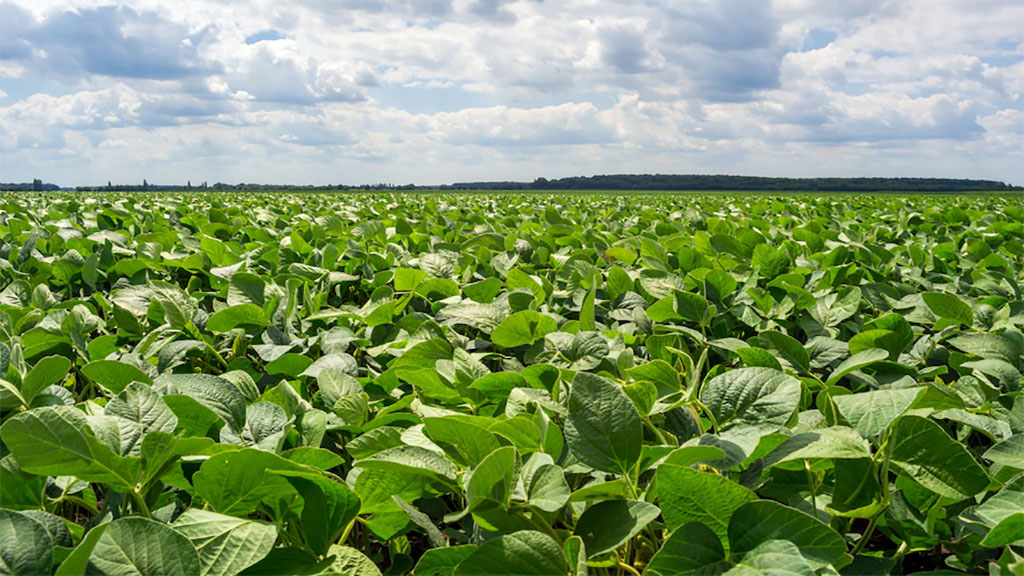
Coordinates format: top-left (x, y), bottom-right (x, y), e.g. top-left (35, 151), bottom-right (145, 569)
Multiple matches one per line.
top-left (143, 179), bottom-right (149, 190)
top-left (32, 178), bottom-right (43, 192)
top-left (187, 180), bottom-right (192, 188)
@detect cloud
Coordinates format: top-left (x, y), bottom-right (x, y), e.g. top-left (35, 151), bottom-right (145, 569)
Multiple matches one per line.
top-left (0, 0), bottom-right (1020, 185)
top-left (2, 5), bottom-right (216, 80)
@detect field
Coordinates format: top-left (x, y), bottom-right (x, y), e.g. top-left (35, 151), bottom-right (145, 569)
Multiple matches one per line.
top-left (0, 190), bottom-right (1021, 575)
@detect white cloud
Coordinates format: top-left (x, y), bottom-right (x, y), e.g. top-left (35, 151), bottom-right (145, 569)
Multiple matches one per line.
top-left (0, 0), bottom-right (1021, 185)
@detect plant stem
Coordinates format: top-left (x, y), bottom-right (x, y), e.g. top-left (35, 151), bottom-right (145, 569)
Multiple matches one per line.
top-left (851, 515), bottom-right (878, 556)
top-left (805, 459), bottom-right (819, 521)
top-left (130, 489), bottom-right (152, 518)
top-left (617, 561), bottom-right (641, 576)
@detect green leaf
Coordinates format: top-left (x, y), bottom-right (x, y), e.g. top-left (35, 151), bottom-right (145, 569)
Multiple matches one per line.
top-left (984, 434), bottom-right (1024, 468)
top-left (465, 446), bottom-right (518, 513)
top-left (566, 372), bottom-right (642, 475)
top-left (763, 427), bottom-right (872, 467)
top-left (752, 244), bottom-right (790, 280)
top-left (413, 546), bottom-right (477, 576)
top-left (173, 509), bottom-right (278, 576)
top-left (756, 332), bottom-right (809, 374)
top-left (825, 348), bottom-right (890, 386)
top-left (890, 415), bottom-right (990, 500)
top-left (657, 465), bottom-right (755, 547)
top-left (395, 267), bottom-right (428, 291)
top-left (946, 333), bottom-right (1021, 366)
top-left (22, 355), bottom-right (71, 402)
top-left (0, 509), bottom-right (53, 576)
top-left (192, 448), bottom-right (306, 515)
top-left (580, 283), bottom-right (597, 331)
top-left (0, 405), bottom-right (140, 491)
top-left (728, 500), bottom-right (846, 569)
top-left (393, 496), bottom-right (447, 549)
top-left (422, 417), bottom-right (502, 468)
top-left (922, 292), bottom-right (974, 326)
top-left (105, 381), bottom-right (177, 434)
top-left (206, 304), bottom-right (268, 332)
top-left (573, 499), bottom-right (660, 557)
top-left (87, 517), bottom-right (201, 576)
top-left (492, 311), bottom-right (557, 348)
top-left (701, 367), bottom-right (801, 429)
top-left (56, 524), bottom-right (110, 576)
top-left (974, 475), bottom-right (1024, 528)
top-left (724, 540), bottom-right (815, 576)
top-left (648, 291), bottom-right (712, 326)
top-left (453, 531), bottom-right (567, 576)
top-left (643, 521), bottom-right (726, 576)
top-left (220, 401), bottom-right (288, 452)
top-left (527, 463), bottom-right (570, 513)
top-left (155, 373), bottom-right (247, 432)
top-left (827, 458), bottom-right (884, 518)
top-left (270, 470), bottom-right (361, 556)
top-left (982, 514), bottom-right (1024, 548)
top-left (326, 545), bottom-right (383, 576)
top-left (734, 347), bottom-right (782, 371)
top-left (832, 387), bottom-right (923, 438)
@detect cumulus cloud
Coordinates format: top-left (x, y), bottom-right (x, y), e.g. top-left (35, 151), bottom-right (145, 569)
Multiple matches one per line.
top-left (0, 0), bottom-right (1020, 185)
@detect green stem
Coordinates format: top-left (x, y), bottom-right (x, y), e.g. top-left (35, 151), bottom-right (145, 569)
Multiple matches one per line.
top-left (850, 515), bottom-right (878, 556)
top-left (805, 459), bottom-right (819, 521)
top-left (617, 560), bottom-right (641, 576)
top-left (130, 489), bottom-right (152, 518)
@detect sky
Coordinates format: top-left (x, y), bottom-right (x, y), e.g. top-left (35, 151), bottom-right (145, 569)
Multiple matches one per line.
top-left (0, 0), bottom-right (1022, 186)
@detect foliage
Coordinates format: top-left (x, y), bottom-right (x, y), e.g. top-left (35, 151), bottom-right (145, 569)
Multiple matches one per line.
top-left (0, 191), bottom-right (1021, 575)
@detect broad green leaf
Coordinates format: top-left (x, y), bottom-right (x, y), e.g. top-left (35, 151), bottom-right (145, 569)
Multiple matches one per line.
top-left (0, 509), bottom-right (53, 576)
top-left (220, 401), bottom-right (288, 452)
top-left (105, 381), bottom-right (177, 434)
top-left (393, 496), bottom-right (447, 549)
top-left (0, 405), bottom-right (140, 491)
top-left (832, 387), bottom-right (923, 438)
top-left (453, 531), bottom-right (566, 576)
top-left (657, 465), bottom-right (755, 547)
top-left (701, 367), bottom-right (801, 429)
top-left (566, 372), bottom-right (642, 475)
top-left (22, 355), bottom-right (71, 402)
top-left (824, 348), bottom-right (889, 386)
top-left (984, 434), bottom-right (1024, 468)
top-left (173, 509), bottom-right (278, 576)
top-left (271, 470), bottom-right (361, 556)
top-left (981, 514), bottom-right (1024, 548)
top-left (206, 304), bottom-right (268, 332)
top-left (724, 540), bottom-right (815, 576)
top-left (763, 427), bottom-right (872, 467)
top-left (326, 545), bottom-right (383, 576)
top-left (644, 521), bottom-right (726, 576)
top-left (922, 292), bottom-right (973, 326)
top-left (946, 333), bottom-right (1021, 366)
top-left (527, 463), bottom-right (571, 512)
top-left (728, 500), bottom-right (845, 569)
top-left (890, 415), bottom-right (990, 500)
top-left (971, 473), bottom-right (1023, 528)
top-left (155, 373), bottom-right (247, 432)
top-left (87, 517), bottom-right (201, 576)
top-left (413, 546), bottom-right (477, 576)
top-left (465, 446), bottom-right (518, 513)
top-left (423, 416), bottom-right (502, 468)
top-left (573, 499), bottom-right (660, 557)
top-left (756, 332), bottom-right (809, 374)
top-left (192, 448), bottom-right (306, 515)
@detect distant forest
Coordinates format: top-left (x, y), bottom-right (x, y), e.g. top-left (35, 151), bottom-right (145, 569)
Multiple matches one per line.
top-left (3, 174), bottom-right (1021, 192)
top-left (451, 175), bottom-right (1022, 192)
